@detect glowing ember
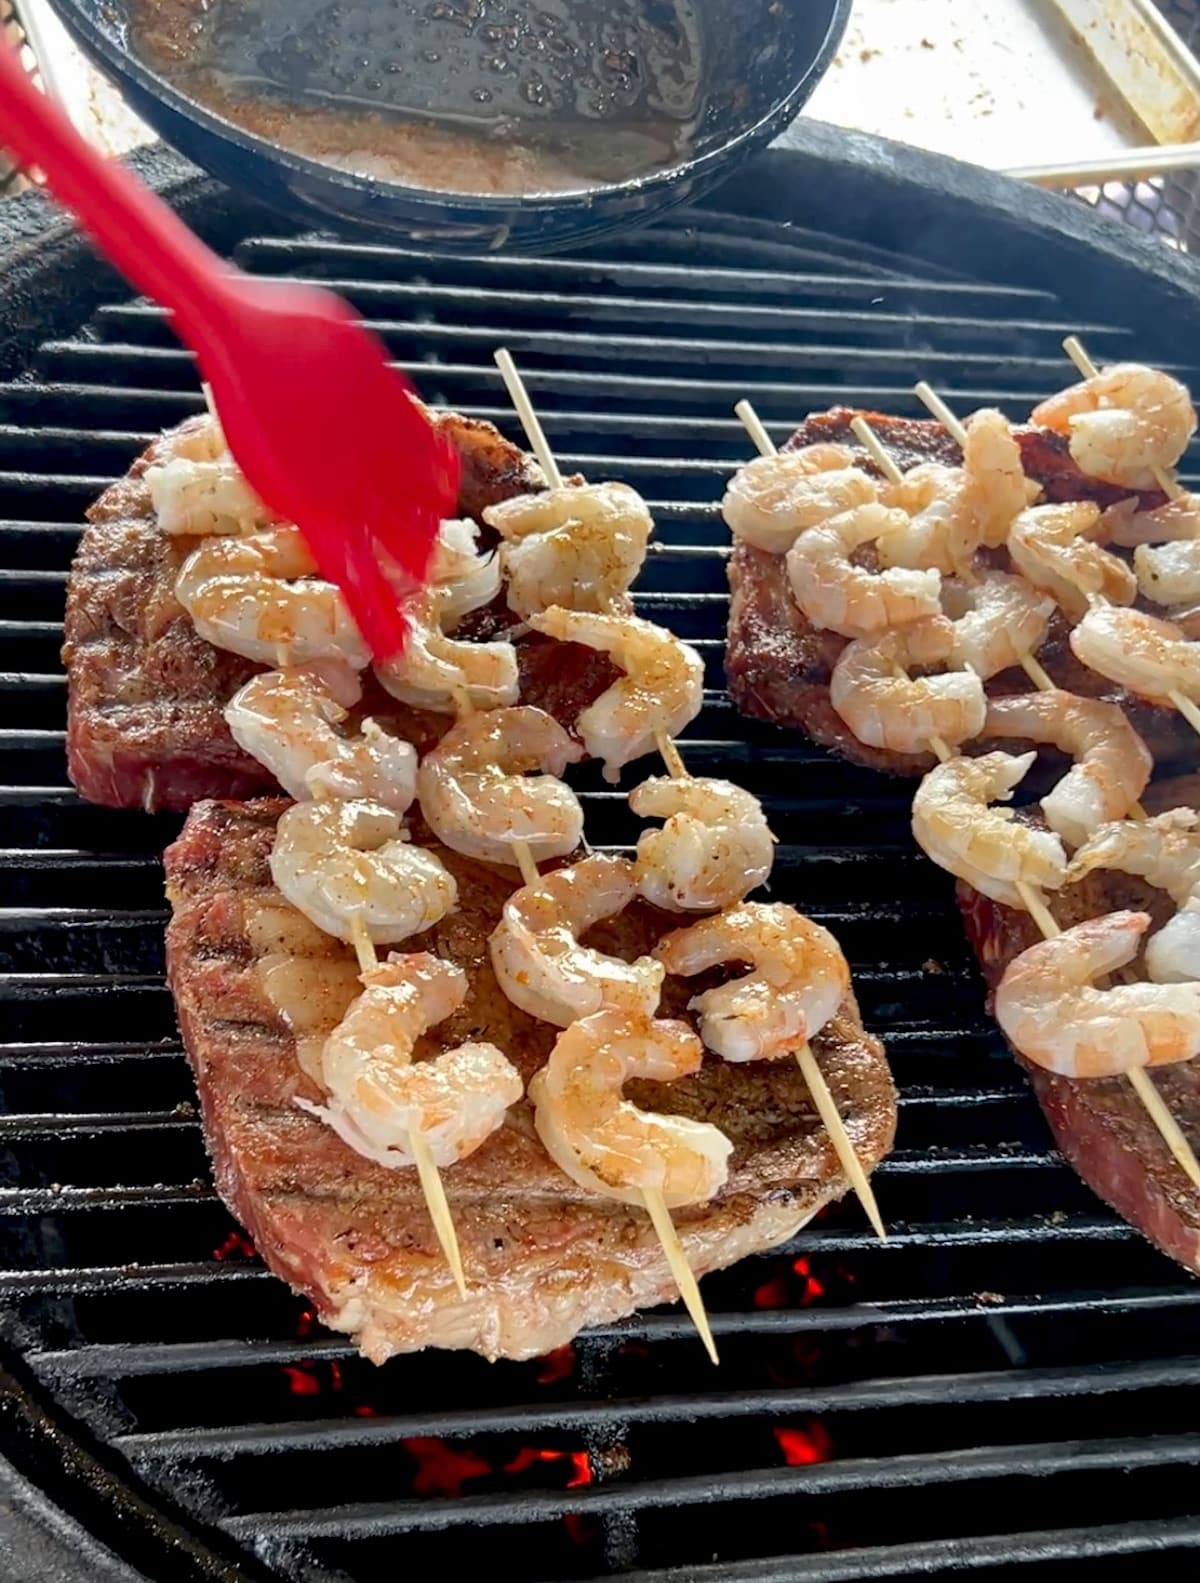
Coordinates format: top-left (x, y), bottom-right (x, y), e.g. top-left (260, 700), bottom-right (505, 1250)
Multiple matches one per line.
top-left (504, 1446), bottom-right (594, 1489)
top-left (792, 1257), bottom-right (826, 1303)
top-left (282, 1366), bottom-right (320, 1397)
top-left (753, 1274), bottom-right (790, 1309)
top-left (403, 1438), bottom-right (492, 1499)
top-left (754, 1257), bottom-right (829, 1310)
top-left (536, 1345), bottom-right (576, 1385)
top-left (211, 1229), bottom-right (256, 1261)
top-left (774, 1422), bottom-right (833, 1467)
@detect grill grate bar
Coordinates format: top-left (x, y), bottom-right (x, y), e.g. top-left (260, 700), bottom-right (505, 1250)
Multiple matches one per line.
top-left (218, 1434), bottom-right (1200, 1539)
top-left (112, 1357), bottom-right (1200, 1461)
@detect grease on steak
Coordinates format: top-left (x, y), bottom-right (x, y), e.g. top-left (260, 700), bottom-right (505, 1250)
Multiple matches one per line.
top-left (165, 797), bottom-right (897, 1362)
top-left (957, 778), bottom-right (1200, 1276)
top-left (64, 411), bottom-right (609, 811)
top-left (725, 408), bottom-right (1192, 775)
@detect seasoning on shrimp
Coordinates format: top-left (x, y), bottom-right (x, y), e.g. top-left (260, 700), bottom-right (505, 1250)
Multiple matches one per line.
top-left (654, 902), bottom-right (849, 1062)
top-left (911, 751), bottom-right (1068, 907)
top-left (830, 615), bottom-right (986, 756)
top-left (528, 606), bottom-right (704, 783)
top-left (1102, 492), bottom-right (1200, 548)
top-left (1032, 362), bottom-right (1196, 490)
top-left (488, 853), bottom-right (663, 1027)
top-left (529, 1007), bottom-right (733, 1208)
top-left (983, 691), bottom-right (1152, 849)
top-left (225, 665), bottom-right (417, 809)
top-left (785, 502), bottom-right (942, 638)
top-left (482, 481), bottom-right (653, 618)
top-left (1133, 541), bottom-right (1200, 609)
top-left (298, 952), bottom-right (522, 1170)
top-left (942, 568), bottom-right (1055, 680)
top-left (1008, 501), bottom-right (1136, 623)
top-left (149, 451), bottom-right (272, 538)
top-left (721, 444), bottom-right (877, 554)
top-left (375, 588), bottom-right (519, 714)
top-left (995, 910), bottom-right (1200, 1077)
top-left (417, 705), bottom-right (584, 868)
top-left (424, 517), bottom-right (502, 630)
top-left (1070, 603), bottom-right (1200, 707)
top-left (632, 776), bottom-right (774, 913)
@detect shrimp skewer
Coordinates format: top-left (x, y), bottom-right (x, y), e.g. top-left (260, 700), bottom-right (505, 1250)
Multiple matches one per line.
top-left (494, 345), bottom-right (718, 1352)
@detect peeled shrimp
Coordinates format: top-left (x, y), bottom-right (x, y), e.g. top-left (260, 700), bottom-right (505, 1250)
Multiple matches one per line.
top-left (1067, 810), bottom-right (1200, 984)
top-left (984, 691), bottom-right (1152, 849)
top-left (269, 799), bottom-right (457, 947)
top-left (528, 606), bottom-right (704, 782)
top-left (961, 406), bottom-right (1039, 546)
top-left (298, 953), bottom-right (522, 1169)
top-left (483, 481), bottom-right (653, 617)
top-left (786, 502), bottom-right (942, 637)
top-left (176, 527), bottom-right (371, 669)
top-left (1008, 502), bottom-right (1136, 622)
top-left (488, 853), bottom-right (663, 1027)
top-left (995, 910), bottom-right (1200, 1077)
top-left (721, 445), bottom-right (877, 553)
top-left (417, 705), bottom-right (584, 867)
top-left (654, 902), bottom-right (849, 1062)
top-left (830, 616), bottom-right (986, 755)
top-left (1032, 363), bottom-right (1196, 490)
top-left (1134, 541), bottom-right (1200, 608)
top-left (375, 589), bottom-right (518, 714)
top-left (225, 666), bottom-right (417, 809)
top-left (631, 776), bottom-right (774, 913)
top-left (942, 568), bottom-right (1055, 679)
top-left (875, 469), bottom-right (981, 578)
top-left (911, 751), bottom-right (1068, 906)
top-left (1102, 493), bottom-right (1200, 547)
top-left (529, 1008), bottom-right (732, 1208)
top-left (1070, 602), bottom-right (1200, 706)
top-left (148, 453), bottom-right (272, 538)
top-left (427, 518), bottom-right (502, 630)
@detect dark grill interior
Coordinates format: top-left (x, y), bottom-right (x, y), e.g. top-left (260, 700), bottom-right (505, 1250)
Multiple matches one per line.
top-left (1, 146), bottom-right (1199, 1581)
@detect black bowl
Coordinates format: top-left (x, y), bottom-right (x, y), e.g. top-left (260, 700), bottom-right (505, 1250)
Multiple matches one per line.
top-left (44, 0), bottom-right (850, 251)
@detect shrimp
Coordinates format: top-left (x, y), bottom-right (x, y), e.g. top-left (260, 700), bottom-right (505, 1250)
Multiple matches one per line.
top-left (721, 445), bottom-right (877, 553)
top-left (528, 607), bottom-right (704, 782)
top-left (654, 902), bottom-right (849, 1062)
top-left (994, 911), bottom-right (1200, 1077)
top-left (910, 751), bottom-right (1068, 906)
top-left (147, 453), bottom-right (272, 538)
top-left (961, 406), bottom-right (1040, 546)
top-left (1070, 602), bottom-right (1200, 706)
top-left (786, 503), bottom-right (942, 637)
top-left (529, 1008), bottom-right (732, 1208)
top-left (830, 616), bottom-right (987, 755)
top-left (417, 705), bottom-right (584, 867)
top-left (1066, 810), bottom-right (1200, 984)
top-left (1102, 493), bottom-right (1200, 547)
top-left (298, 953), bottom-right (522, 1169)
top-left (482, 482), bottom-right (653, 617)
top-left (874, 469), bottom-right (981, 578)
top-left (983, 692), bottom-right (1152, 849)
top-left (225, 666), bottom-right (417, 809)
top-left (942, 569), bottom-right (1055, 679)
top-left (269, 799), bottom-right (457, 947)
top-left (488, 853), bottom-right (664, 1027)
top-left (1032, 363), bottom-right (1196, 490)
top-left (175, 527), bottom-right (371, 669)
top-left (631, 776), bottom-right (774, 913)
top-left (1134, 541), bottom-right (1200, 608)
top-left (1008, 502), bottom-right (1136, 623)
top-left (427, 518), bottom-right (501, 630)
top-left (374, 589), bottom-right (519, 714)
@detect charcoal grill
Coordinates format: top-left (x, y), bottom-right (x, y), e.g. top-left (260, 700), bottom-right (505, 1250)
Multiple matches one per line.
top-left (2, 125), bottom-right (1200, 1583)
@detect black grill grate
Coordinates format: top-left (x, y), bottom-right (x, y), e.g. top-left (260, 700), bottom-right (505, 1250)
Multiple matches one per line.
top-left (0, 141), bottom-right (1199, 1582)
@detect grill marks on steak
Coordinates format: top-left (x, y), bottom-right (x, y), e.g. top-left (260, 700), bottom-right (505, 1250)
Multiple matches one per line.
top-left (957, 778), bottom-right (1200, 1276)
top-left (63, 410), bottom-right (610, 811)
top-left (725, 408), bottom-right (1193, 775)
top-left (165, 797), bottom-right (897, 1362)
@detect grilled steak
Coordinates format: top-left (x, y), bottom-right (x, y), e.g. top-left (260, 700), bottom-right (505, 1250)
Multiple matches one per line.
top-left (165, 798), bottom-right (897, 1362)
top-left (725, 408), bottom-right (1193, 774)
top-left (63, 410), bottom-right (596, 811)
top-left (957, 777), bottom-right (1200, 1276)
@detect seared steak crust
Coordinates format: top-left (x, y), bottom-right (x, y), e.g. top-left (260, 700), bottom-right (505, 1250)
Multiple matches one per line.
top-left (63, 412), bottom-right (557, 811)
top-left (957, 778), bottom-right (1200, 1276)
top-left (165, 798), bottom-right (897, 1362)
top-left (725, 408), bottom-right (1191, 774)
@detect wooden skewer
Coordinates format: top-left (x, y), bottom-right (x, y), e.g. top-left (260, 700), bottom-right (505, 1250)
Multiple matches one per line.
top-left (347, 916), bottom-right (468, 1297)
top-left (734, 399), bottom-right (775, 459)
top-left (497, 346), bottom-right (720, 1357)
top-left (849, 416), bottom-right (904, 486)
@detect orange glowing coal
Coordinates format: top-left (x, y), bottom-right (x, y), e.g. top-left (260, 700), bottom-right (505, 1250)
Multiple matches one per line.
top-left (402, 1438), bottom-right (493, 1499)
top-left (773, 1421), bottom-right (833, 1467)
top-left (211, 1229), bottom-right (256, 1261)
top-left (504, 1446), bottom-right (594, 1489)
top-left (536, 1344), bottom-right (576, 1385)
top-left (753, 1256), bottom-right (828, 1310)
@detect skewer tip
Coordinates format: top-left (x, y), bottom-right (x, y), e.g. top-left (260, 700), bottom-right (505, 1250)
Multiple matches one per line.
top-left (642, 1188), bottom-right (719, 1365)
top-left (795, 1043), bottom-right (887, 1243)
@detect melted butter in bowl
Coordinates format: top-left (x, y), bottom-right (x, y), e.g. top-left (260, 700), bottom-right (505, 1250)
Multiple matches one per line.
top-left (125, 0), bottom-right (708, 196)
